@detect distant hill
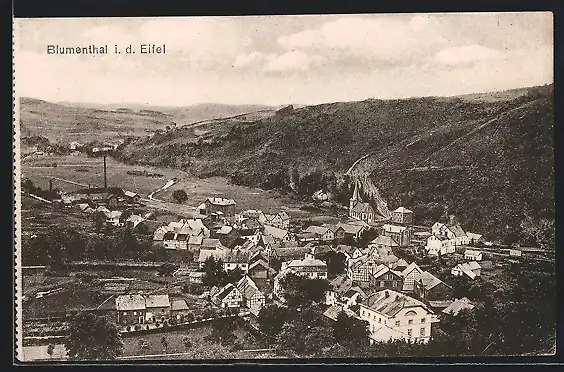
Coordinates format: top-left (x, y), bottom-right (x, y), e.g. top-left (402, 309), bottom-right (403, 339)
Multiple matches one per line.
top-left (117, 84), bottom-right (554, 244)
top-left (19, 98), bottom-right (279, 144)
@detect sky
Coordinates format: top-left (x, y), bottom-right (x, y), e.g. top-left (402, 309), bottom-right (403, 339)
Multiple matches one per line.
top-left (14, 13), bottom-right (553, 107)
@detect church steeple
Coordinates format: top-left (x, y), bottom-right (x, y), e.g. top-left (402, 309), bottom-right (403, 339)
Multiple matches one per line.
top-left (349, 180), bottom-right (361, 216)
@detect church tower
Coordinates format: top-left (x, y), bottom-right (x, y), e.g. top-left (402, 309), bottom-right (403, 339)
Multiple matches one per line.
top-left (349, 181), bottom-right (361, 216)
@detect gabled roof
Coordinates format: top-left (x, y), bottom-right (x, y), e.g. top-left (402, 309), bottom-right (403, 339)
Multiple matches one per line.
top-left (394, 258), bottom-right (409, 268)
top-left (351, 202), bottom-right (375, 214)
top-left (323, 304), bottom-right (361, 321)
top-left (382, 224), bottom-right (407, 233)
top-left (274, 246), bottom-right (309, 259)
top-left (337, 223), bottom-right (364, 235)
top-left (224, 251), bottom-right (250, 264)
top-left (454, 264), bottom-right (476, 279)
top-left (278, 211), bottom-right (290, 220)
top-left (417, 271), bottom-right (450, 290)
top-left (170, 298), bottom-right (189, 311)
top-left (214, 283), bottom-right (240, 302)
top-left (305, 225), bottom-right (330, 235)
top-left (467, 261), bottom-right (481, 270)
top-left (145, 294), bottom-right (170, 308)
top-left (206, 197), bottom-right (236, 206)
top-left (430, 234), bottom-right (450, 241)
top-left (335, 244), bottom-right (360, 255)
top-left (286, 257), bottom-right (327, 269)
top-left (217, 225), bottom-right (233, 234)
top-left (198, 249), bottom-right (228, 263)
top-left (393, 207), bottom-right (413, 214)
top-left (442, 297), bottom-right (475, 316)
top-left (249, 259), bottom-right (270, 271)
top-left (329, 275), bottom-right (354, 295)
top-left (402, 262), bottom-right (422, 277)
top-left (372, 265), bottom-right (402, 280)
top-left (311, 245), bottom-right (333, 255)
top-left (201, 238), bottom-right (222, 249)
top-left (108, 211), bottom-right (122, 219)
top-left (464, 249), bottom-right (482, 256)
top-left (466, 232), bottom-right (483, 240)
top-left (116, 294), bottom-right (145, 311)
top-left (370, 235), bottom-right (399, 247)
top-left (364, 289), bottom-right (432, 317)
top-left (446, 224), bottom-right (467, 238)
top-left (322, 224), bottom-right (344, 233)
top-left (188, 236), bottom-right (204, 245)
top-left (263, 225), bottom-right (290, 240)
top-left (241, 218), bottom-right (262, 230)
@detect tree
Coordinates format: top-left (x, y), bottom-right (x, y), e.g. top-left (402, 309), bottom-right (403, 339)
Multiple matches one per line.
top-left (520, 214), bottom-right (555, 250)
top-left (225, 267), bottom-right (245, 284)
top-left (333, 311), bottom-right (370, 351)
top-left (64, 313), bottom-right (123, 360)
top-left (326, 251), bottom-right (347, 275)
top-left (202, 256), bottom-right (227, 287)
top-left (172, 189), bottom-right (188, 204)
top-left (275, 308), bottom-right (334, 357)
top-left (278, 272), bottom-right (329, 308)
top-left (93, 212), bottom-right (106, 233)
top-left (157, 262), bottom-right (179, 277)
top-left (182, 336), bottom-right (193, 351)
top-left (161, 336), bottom-right (168, 354)
top-left (47, 344), bottom-right (55, 359)
top-left (205, 316), bottom-right (237, 346)
top-left (257, 304), bottom-right (289, 338)
top-left (138, 339), bottom-right (149, 353)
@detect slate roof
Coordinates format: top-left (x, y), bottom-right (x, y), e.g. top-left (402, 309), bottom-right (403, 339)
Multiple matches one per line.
top-left (382, 224), bottom-right (407, 233)
top-left (329, 275), bottom-right (354, 295)
top-left (115, 294), bottom-right (145, 311)
top-left (224, 251), bottom-right (250, 264)
top-left (145, 294), bottom-right (170, 308)
top-left (351, 202), bottom-right (375, 214)
top-left (370, 235), bottom-right (399, 247)
top-left (202, 238), bottom-right (222, 249)
top-left (217, 225), bottom-right (233, 235)
top-left (305, 226), bottom-right (330, 235)
top-left (394, 207), bottom-right (413, 214)
top-left (188, 236), bottom-right (204, 245)
top-left (337, 223), bottom-right (364, 235)
top-left (214, 283), bottom-right (239, 303)
top-left (364, 289), bottom-right (431, 317)
top-left (464, 249), bottom-right (482, 256)
top-left (286, 257), bottom-right (327, 271)
top-left (446, 224), bottom-right (467, 238)
top-left (274, 246), bottom-right (310, 259)
top-left (417, 271), bottom-right (449, 290)
top-left (263, 225), bottom-right (290, 240)
top-left (170, 298), bottom-right (189, 311)
top-left (442, 297), bottom-right (475, 316)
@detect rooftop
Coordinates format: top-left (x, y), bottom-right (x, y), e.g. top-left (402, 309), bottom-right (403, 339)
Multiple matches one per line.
top-left (364, 289), bottom-right (431, 317)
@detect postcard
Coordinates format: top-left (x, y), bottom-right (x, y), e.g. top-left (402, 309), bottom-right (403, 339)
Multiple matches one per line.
top-left (13, 13), bottom-right (555, 362)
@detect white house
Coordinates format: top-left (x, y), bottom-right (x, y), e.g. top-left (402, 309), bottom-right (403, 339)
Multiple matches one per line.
top-left (106, 211), bottom-right (123, 227)
top-left (210, 283), bottom-right (243, 308)
top-left (223, 251), bottom-right (250, 273)
top-left (426, 234), bottom-right (455, 256)
top-left (432, 222), bottom-right (470, 246)
top-left (305, 226), bottom-right (335, 241)
top-left (402, 262), bottom-right (423, 292)
top-left (359, 289), bottom-right (438, 344)
top-left (273, 258), bottom-right (328, 299)
top-left (464, 249), bottom-right (483, 261)
top-left (451, 262), bottom-right (481, 280)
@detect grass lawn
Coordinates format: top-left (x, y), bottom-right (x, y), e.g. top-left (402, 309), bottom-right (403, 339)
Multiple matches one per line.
top-left (22, 274), bottom-right (77, 296)
top-left (122, 324), bottom-right (278, 360)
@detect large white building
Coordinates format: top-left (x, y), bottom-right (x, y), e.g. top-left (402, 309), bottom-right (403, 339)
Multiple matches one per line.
top-left (358, 289), bottom-right (438, 344)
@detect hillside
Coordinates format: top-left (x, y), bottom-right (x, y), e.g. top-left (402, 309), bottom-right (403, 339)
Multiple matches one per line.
top-left (19, 98), bottom-right (278, 144)
top-left (117, 84), bottom-right (554, 244)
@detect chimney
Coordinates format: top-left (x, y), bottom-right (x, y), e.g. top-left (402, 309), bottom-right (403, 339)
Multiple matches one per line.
top-left (103, 155), bottom-right (108, 190)
top-left (448, 214), bottom-right (457, 226)
top-left (385, 290), bottom-right (389, 298)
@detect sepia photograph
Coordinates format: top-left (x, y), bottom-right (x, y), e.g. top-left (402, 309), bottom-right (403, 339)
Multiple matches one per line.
top-left (13, 12), bottom-right (555, 362)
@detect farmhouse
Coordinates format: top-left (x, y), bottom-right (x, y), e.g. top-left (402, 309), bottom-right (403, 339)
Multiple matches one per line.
top-left (451, 262), bottom-right (482, 279)
top-left (236, 276), bottom-right (266, 309)
top-left (263, 225), bottom-right (293, 242)
top-left (432, 222), bottom-right (470, 246)
top-left (145, 294), bottom-right (171, 323)
top-left (426, 234), bottom-right (455, 256)
top-left (391, 207), bottom-right (414, 225)
top-left (413, 271), bottom-right (453, 302)
top-left (464, 249), bottom-right (483, 261)
top-left (359, 290), bottom-right (437, 344)
top-left (223, 251), bottom-right (250, 273)
top-left (274, 258), bottom-right (328, 299)
top-left (115, 294), bottom-right (146, 325)
top-left (201, 197), bottom-right (237, 217)
top-left (325, 275), bottom-right (368, 307)
top-left (210, 283), bottom-right (243, 308)
top-left (442, 297), bottom-right (475, 316)
top-left (370, 264), bottom-right (404, 292)
top-left (401, 262), bottom-right (423, 292)
top-left (381, 224), bottom-right (412, 247)
top-left (304, 244), bottom-right (333, 261)
top-left (322, 224), bottom-right (346, 240)
top-left (336, 222), bottom-right (366, 239)
top-left (305, 225), bottom-right (335, 241)
top-left (466, 232), bottom-right (486, 245)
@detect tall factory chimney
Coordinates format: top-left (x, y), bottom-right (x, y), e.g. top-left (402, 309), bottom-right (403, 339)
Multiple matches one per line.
top-left (103, 155), bottom-right (108, 190)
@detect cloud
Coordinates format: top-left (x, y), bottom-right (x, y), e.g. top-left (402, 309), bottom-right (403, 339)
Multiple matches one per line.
top-left (264, 51), bottom-right (325, 72)
top-left (277, 15), bottom-right (449, 63)
top-left (435, 45), bottom-right (506, 66)
top-left (233, 51), bottom-right (269, 69)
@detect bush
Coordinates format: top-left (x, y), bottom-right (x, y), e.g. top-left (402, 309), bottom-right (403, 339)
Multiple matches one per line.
top-left (134, 324), bottom-right (142, 331)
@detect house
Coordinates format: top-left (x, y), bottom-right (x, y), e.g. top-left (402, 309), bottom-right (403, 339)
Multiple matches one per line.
top-left (402, 262), bottom-right (424, 292)
top-left (115, 294), bottom-right (146, 325)
top-left (163, 232), bottom-right (189, 250)
top-left (442, 297), bottom-right (475, 316)
top-left (210, 283), bottom-right (243, 308)
top-left (464, 249), bottom-right (483, 261)
top-left (466, 232), bottom-right (486, 245)
top-left (263, 225), bottom-right (294, 242)
top-left (312, 190), bottom-right (331, 201)
top-left (296, 232), bottom-right (320, 244)
top-left (381, 224), bottom-right (412, 247)
top-left (216, 225), bottom-right (233, 237)
top-left (197, 249), bottom-right (228, 268)
top-left (201, 238), bottom-right (224, 250)
top-left (96, 205), bottom-right (111, 214)
top-left (273, 246), bottom-right (311, 262)
top-left (236, 276), bottom-right (266, 309)
top-left (371, 244), bottom-right (399, 266)
top-left (201, 197), bottom-right (237, 217)
top-left (69, 141), bottom-right (81, 150)
top-left (187, 236), bottom-right (204, 251)
top-left (223, 251), bottom-right (250, 273)
top-left (145, 295), bottom-right (171, 323)
top-left (106, 211), bottom-right (124, 227)
top-left (305, 226), bottom-right (335, 241)
top-left (391, 207), bottom-right (413, 225)
top-left (269, 212), bottom-right (290, 230)
top-left (509, 249), bottom-right (522, 257)
top-left (392, 258), bottom-right (409, 272)
top-left (348, 259), bottom-right (380, 288)
top-left (188, 271), bottom-right (205, 284)
top-left (322, 224), bottom-right (346, 240)
top-left (125, 214), bottom-right (144, 229)
top-left (326, 275), bottom-right (354, 306)
top-left (359, 290), bottom-right (437, 344)
top-left (426, 234), bottom-right (455, 256)
top-left (337, 222), bottom-right (366, 239)
top-left (304, 244), bottom-right (333, 261)
top-left (248, 259), bottom-right (276, 280)
top-left (432, 222), bottom-right (470, 246)
top-left (369, 235), bottom-right (399, 250)
top-left (248, 250), bottom-right (269, 266)
top-left (323, 303), bottom-right (362, 322)
top-left (451, 262), bottom-right (481, 279)
top-left (236, 209), bottom-right (263, 223)
top-left (170, 298), bottom-right (191, 320)
top-left (274, 258), bottom-right (328, 299)
top-left (349, 181), bottom-right (381, 223)
top-left (335, 244), bottom-right (364, 262)
top-left (413, 271), bottom-right (453, 302)
top-left (371, 265), bottom-right (404, 292)
top-left (124, 191), bottom-right (141, 203)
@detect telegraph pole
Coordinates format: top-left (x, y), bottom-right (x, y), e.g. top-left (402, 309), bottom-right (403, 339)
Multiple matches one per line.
top-left (103, 155), bottom-right (108, 190)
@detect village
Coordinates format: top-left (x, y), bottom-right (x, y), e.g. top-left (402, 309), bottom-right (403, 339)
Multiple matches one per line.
top-left (21, 141), bottom-right (544, 362)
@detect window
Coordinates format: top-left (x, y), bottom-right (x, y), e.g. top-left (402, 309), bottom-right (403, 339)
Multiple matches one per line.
top-left (408, 319), bottom-right (413, 325)
top-left (421, 318), bottom-right (426, 323)
top-left (420, 328), bottom-right (426, 336)
top-left (393, 281), bottom-right (397, 287)
top-left (362, 310), bottom-right (365, 317)
top-left (380, 281), bottom-right (385, 287)
top-left (373, 315), bottom-right (376, 320)
top-left (407, 329), bottom-right (412, 336)
top-left (395, 320), bottom-right (400, 326)
top-left (378, 318), bottom-right (381, 323)
top-left (134, 311), bottom-right (137, 316)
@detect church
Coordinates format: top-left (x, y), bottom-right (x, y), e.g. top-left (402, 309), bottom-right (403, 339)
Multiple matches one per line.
top-left (349, 181), bottom-right (378, 223)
